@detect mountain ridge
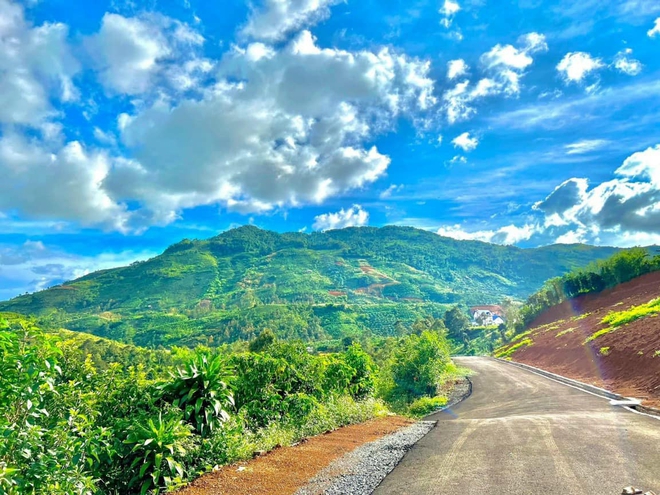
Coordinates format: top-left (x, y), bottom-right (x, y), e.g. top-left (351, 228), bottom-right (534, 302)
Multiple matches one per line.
top-left (0, 225), bottom-right (622, 347)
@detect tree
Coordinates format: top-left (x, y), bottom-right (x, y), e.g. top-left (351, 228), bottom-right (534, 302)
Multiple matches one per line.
top-left (443, 306), bottom-right (470, 342)
top-left (248, 328), bottom-right (277, 352)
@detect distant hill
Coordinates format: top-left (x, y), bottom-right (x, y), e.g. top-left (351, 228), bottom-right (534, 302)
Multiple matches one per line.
top-left (0, 225), bottom-right (621, 347)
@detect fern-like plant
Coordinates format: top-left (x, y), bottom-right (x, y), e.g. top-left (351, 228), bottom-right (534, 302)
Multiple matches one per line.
top-left (161, 355), bottom-right (234, 437)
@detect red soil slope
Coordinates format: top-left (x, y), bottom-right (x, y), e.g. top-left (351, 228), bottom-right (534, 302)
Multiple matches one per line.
top-left (509, 271), bottom-right (660, 407)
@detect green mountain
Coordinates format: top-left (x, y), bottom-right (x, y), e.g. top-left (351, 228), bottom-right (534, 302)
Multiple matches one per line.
top-left (0, 225), bottom-right (620, 347)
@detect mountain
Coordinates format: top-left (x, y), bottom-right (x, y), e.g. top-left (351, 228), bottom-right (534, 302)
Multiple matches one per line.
top-left (0, 225), bottom-right (621, 347)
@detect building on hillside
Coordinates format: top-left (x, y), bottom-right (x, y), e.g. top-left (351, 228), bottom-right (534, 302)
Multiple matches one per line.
top-left (470, 305), bottom-right (505, 326)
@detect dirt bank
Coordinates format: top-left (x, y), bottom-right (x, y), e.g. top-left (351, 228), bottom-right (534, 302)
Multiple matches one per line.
top-left (176, 416), bottom-right (412, 495)
top-left (507, 271), bottom-right (660, 407)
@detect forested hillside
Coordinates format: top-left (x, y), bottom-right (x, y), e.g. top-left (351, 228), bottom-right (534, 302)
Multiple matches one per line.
top-left (0, 226), bottom-right (620, 347)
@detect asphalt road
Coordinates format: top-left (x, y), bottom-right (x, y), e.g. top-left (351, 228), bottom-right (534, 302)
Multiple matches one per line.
top-left (375, 357), bottom-right (660, 495)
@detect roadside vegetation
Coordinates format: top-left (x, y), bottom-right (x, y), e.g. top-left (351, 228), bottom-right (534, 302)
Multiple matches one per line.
top-left (0, 311), bottom-right (461, 494)
top-left (516, 248), bottom-right (660, 333)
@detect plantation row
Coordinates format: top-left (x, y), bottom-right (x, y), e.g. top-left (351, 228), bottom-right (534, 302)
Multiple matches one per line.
top-left (517, 248), bottom-right (660, 331)
top-left (0, 314), bottom-right (458, 494)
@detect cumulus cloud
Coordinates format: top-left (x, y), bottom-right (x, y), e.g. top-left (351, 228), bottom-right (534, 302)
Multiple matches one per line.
top-left (556, 52), bottom-right (604, 83)
top-left (565, 139), bottom-right (608, 154)
top-left (648, 18), bottom-right (660, 37)
top-left (0, 132), bottom-right (130, 230)
top-left (241, 0), bottom-right (341, 42)
top-left (613, 48), bottom-right (642, 76)
top-left (312, 205), bottom-right (369, 231)
top-left (447, 59), bottom-right (468, 80)
top-left (0, 0), bottom-right (79, 127)
top-left (442, 33), bottom-right (546, 123)
top-left (480, 32), bottom-right (548, 95)
top-left (437, 223), bottom-right (536, 245)
top-left (107, 31), bottom-right (436, 227)
top-left (535, 145), bottom-right (660, 244)
top-left (87, 13), bottom-right (205, 95)
top-left (439, 0), bottom-right (461, 28)
top-left (452, 132), bottom-right (478, 152)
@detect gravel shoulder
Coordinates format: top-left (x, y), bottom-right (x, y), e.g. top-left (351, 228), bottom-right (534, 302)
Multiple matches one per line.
top-left (176, 416), bottom-right (412, 495)
top-left (295, 376), bottom-right (472, 495)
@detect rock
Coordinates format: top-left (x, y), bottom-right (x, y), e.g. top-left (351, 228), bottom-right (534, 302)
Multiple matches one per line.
top-left (622, 488), bottom-right (643, 495)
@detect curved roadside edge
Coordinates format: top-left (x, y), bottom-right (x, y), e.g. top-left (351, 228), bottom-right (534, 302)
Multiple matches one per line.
top-left (295, 375), bottom-right (474, 495)
top-left (494, 357), bottom-right (660, 419)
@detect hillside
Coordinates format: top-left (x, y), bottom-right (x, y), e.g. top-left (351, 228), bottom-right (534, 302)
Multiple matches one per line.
top-left (0, 225), bottom-right (620, 347)
top-left (496, 271), bottom-right (660, 406)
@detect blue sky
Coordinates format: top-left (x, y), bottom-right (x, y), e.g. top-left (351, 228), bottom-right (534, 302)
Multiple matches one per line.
top-left (1, 0), bottom-right (660, 299)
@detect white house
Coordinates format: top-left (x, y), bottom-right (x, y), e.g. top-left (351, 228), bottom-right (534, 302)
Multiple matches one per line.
top-left (470, 305), bottom-right (505, 326)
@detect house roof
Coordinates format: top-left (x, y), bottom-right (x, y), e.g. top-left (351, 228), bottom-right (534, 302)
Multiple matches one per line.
top-left (470, 305), bottom-right (504, 314)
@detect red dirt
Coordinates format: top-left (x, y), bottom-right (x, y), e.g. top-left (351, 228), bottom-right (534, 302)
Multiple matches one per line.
top-left (327, 290), bottom-right (347, 297)
top-left (176, 416), bottom-right (412, 495)
top-left (510, 271), bottom-right (660, 408)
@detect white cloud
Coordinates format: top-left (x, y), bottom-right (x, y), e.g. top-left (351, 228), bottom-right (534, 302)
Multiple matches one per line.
top-left (104, 31), bottom-right (436, 228)
top-left (0, 0), bottom-right (79, 127)
top-left (480, 32), bottom-right (548, 95)
top-left (312, 205), bottom-right (369, 231)
top-left (452, 132), bottom-right (478, 152)
top-left (613, 48), bottom-right (642, 76)
top-left (442, 33), bottom-right (546, 123)
top-left (241, 0), bottom-right (341, 42)
top-left (447, 155), bottom-right (467, 166)
top-left (439, 0), bottom-right (461, 28)
top-left (565, 139), bottom-right (608, 154)
top-left (0, 133), bottom-right (130, 230)
top-left (447, 59), bottom-right (468, 80)
top-left (87, 13), bottom-right (204, 95)
top-left (380, 184), bottom-right (404, 199)
top-left (648, 18), bottom-right (660, 37)
top-left (556, 51), bottom-right (604, 83)
top-left (436, 223), bottom-right (536, 245)
top-left (0, 22), bottom-right (437, 231)
top-left (534, 144), bottom-right (660, 245)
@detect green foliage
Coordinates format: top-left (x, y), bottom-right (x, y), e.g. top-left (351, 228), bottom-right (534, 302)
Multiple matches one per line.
top-left (122, 412), bottom-right (193, 494)
top-left (248, 328), bottom-right (277, 352)
top-left (0, 226), bottom-right (620, 348)
top-left (600, 298), bottom-right (660, 328)
top-left (378, 331), bottom-right (454, 406)
top-left (443, 306), bottom-right (471, 343)
top-left (160, 355), bottom-right (234, 437)
top-left (494, 338), bottom-right (533, 358)
top-left (517, 249), bottom-right (660, 333)
top-left (599, 347), bottom-right (611, 356)
top-left (407, 396), bottom-right (448, 418)
top-left (0, 315), bottom-right (388, 494)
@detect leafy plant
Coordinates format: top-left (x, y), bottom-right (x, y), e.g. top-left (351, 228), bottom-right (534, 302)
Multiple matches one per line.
top-left (122, 412), bottom-right (193, 494)
top-left (161, 355), bottom-right (234, 437)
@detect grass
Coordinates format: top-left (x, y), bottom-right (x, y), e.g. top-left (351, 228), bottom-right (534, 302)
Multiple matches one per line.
top-left (494, 338), bottom-right (533, 359)
top-left (407, 396), bottom-right (448, 417)
top-left (585, 327), bottom-right (617, 343)
top-left (555, 327), bottom-right (576, 338)
top-left (584, 298), bottom-right (660, 344)
top-left (600, 297), bottom-right (660, 328)
top-left (599, 346), bottom-right (611, 356)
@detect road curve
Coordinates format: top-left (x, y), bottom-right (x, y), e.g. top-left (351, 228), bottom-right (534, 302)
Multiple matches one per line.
top-left (375, 357), bottom-right (660, 495)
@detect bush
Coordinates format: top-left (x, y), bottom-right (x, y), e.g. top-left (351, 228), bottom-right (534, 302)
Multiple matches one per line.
top-left (408, 396), bottom-right (448, 417)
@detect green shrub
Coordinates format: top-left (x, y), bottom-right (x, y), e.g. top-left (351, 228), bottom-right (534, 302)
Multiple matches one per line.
top-left (408, 396), bottom-right (448, 417)
top-left (160, 355), bottom-right (234, 437)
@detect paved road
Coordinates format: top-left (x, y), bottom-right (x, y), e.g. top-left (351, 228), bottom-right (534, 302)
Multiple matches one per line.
top-left (375, 357), bottom-right (660, 495)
